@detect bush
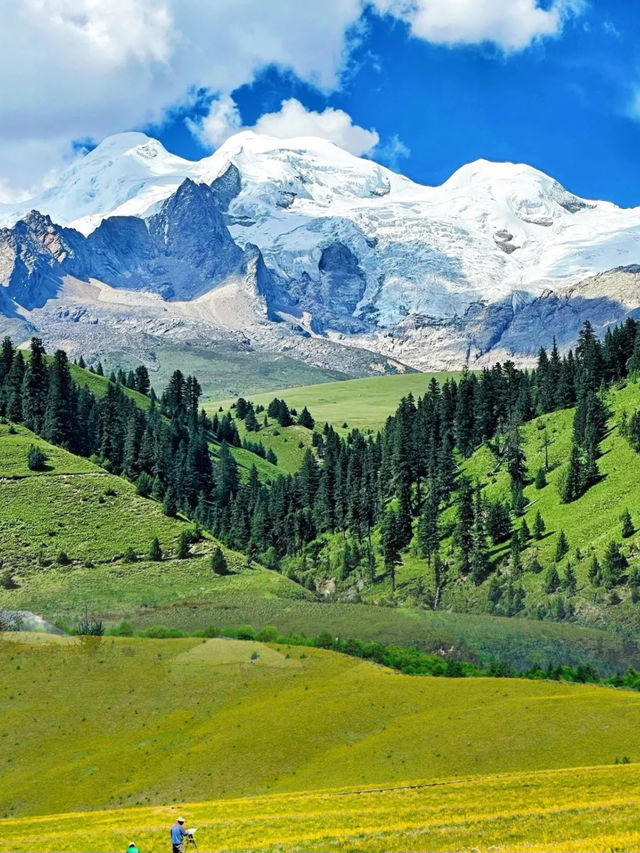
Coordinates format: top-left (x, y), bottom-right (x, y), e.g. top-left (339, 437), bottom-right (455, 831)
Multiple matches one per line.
top-left (257, 625), bottom-right (279, 642)
top-left (236, 625), bottom-right (257, 640)
top-left (76, 615), bottom-right (104, 636)
top-left (122, 547), bottom-right (138, 563)
top-left (56, 550), bottom-right (71, 566)
top-left (109, 621), bottom-right (134, 636)
top-left (0, 569), bottom-right (18, 590)
top-left (201, 625), bottom-right (219, 638)
top-left (27, 444), bottom-right (46, 471)
top-left (139, 626), bottom-right (186, 638)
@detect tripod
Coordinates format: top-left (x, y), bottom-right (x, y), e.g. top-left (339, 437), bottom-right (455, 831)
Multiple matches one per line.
top-left (185, 832), bottom-right (198, 852)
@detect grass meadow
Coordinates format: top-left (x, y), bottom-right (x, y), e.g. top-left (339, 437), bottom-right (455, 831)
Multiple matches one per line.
top-left (2, 634), bottom-right (640, 851)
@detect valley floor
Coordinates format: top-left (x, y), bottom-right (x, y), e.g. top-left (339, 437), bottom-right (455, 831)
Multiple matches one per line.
top-left (3, 763), bottom-right (640, 853)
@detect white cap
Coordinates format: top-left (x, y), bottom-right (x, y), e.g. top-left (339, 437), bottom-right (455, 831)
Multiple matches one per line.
top-left (178, 817), bottom-right (185, 823)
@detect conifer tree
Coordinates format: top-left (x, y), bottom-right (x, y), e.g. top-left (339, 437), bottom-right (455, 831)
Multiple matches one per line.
top-left (520, 517), bottom-right (530, 542)
top-left (561, 440), bottom-right (585, 503)
top-left (532, 510), bottom-right (546, 540)
top-left (602, 540), bottom-right (627, 589)
top-left (3, 350), bottom-right (25, 421)
top-left (555, 530), bottom-right (570, 561)
top-left (544, 564), bottom-right (561, 593)
top-left (149, 537), bottom-right (162, 561)
top-left (380, 506), bottom-right (401, 591)
top-left (454, 476), bottom-right (474, 574)
top-left (22, 337), bottom-right (49, 433)
top-left (244, 406), bottom-right (259, 432)
top-left (535, 467), bottom-right (547, 489)
top-left (298, 406), bottom-right (315, 429)
top-left (163, 489), bottom-right (178, 518)
top-left (417, 489), bottom-right (439, 566)
top-left (177, 530), bottom-right (191, 559)
top-left (588, 554), bottom-right (601, 586)
top-left (621, 508), bottom-right (634, 539)
top-left (510, 530), bottom-right (522, 578)
top-left (564, 562), bottom-right (577, 595)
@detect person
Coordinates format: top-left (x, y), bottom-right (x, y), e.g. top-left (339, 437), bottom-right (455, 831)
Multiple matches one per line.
top-left (126, 844), bottom-right (139, 853)
top-left (170, 817), bottom-right (188, 853)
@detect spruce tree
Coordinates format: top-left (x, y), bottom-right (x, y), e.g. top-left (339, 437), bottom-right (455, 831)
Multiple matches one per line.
top-left (454, 476), bottom-right (475, 574)
top-left (4, 350), bottom-right (25, 422)
top-left (588, 554), bottom-right (601, 586)
top-left (561, 440), bottom-right (584, 503)
top-left (555, 530), bottom-right (570, 561)
top-left (535, 467), bottom-right (547, 489)
top-left (298, 406), bottom-right (315, 429)
top-left (510, 530), bottom-right (522, 578)
top-left (533, 510), bottom-right (546, 541)
top-left (544, 565), bottom-right (561, 594)
top-left (22, 338), bottom-right (49, 433)
top-left (380, 506), bottom-right (401, 591)
top-left (149, 537), bottom-right (162, 561)
top-left (621, 508), bottom-right (634, 538)
top-left (211, 545), bottom-right (229, 575)
top-left (564, 562), bottom-right (577, 595)
top-left (602, 540), bottom-right (628, 589)
top-left (520, 517), bottom-right (530, 542)
top-left (163, 489), bottom-right (178, 518)
top-left (417, 490), bottom-right (439, 566)
top-left (177, 530), bottom-right (191, 559)
top-left (244, 406), bottom-right (259, 432)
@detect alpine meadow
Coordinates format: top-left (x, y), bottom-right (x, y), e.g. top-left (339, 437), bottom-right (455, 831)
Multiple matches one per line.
top-left (4, 3), bottom-right (640, 851)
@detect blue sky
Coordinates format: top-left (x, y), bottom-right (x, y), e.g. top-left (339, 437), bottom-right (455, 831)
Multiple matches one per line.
top-left (1, 1), bottom-right (639, 206)
top-left (154, 2), bottom-right (640, 206)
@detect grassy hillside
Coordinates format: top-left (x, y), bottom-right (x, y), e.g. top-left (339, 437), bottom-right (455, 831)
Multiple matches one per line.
top-left (209, 371), bottom-right (461, 473)
top-left (0, 422), bottom-right (287, 625)
top-left (2, 411), bottom-right (639, 674)
top-left (3, 634), bottom-right (640, 825)
top-left (6, 763), bottom-right (640, 853)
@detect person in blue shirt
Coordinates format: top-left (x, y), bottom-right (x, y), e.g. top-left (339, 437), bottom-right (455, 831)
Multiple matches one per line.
top-left (170, 818), bottom-right (187, 853)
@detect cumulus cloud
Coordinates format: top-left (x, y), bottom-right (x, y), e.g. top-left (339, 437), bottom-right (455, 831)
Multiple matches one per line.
top-left (0, 0), bottom-right (361, 194)
top-left (186, 96), bottom-right (242, 149)
top-left (0, 0), bottom-right (584, 196)
top-left (188, 97), bottom-right (381, 158)
top-left (370, 0), bottom-right (584, 52)
top-left (253, 99), bottom-right (379, 155)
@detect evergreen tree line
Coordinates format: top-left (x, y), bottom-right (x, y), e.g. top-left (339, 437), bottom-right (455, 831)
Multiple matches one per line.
top-left (5, 317), bottom-right (639, 598)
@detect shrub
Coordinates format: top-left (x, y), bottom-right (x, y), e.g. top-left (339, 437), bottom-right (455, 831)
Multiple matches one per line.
top-left (27, 444), bottom-right (46, 471)
top-left (122, 547), bottom-right (138, 563)
top-left (257, 625), bottom-right (279, 642)
top-left (236, 625), bottom-right (257, 640)
top-left (56, 550), bottom-right (71, 566)
top-left (109, 621), bottom-right (134, 636)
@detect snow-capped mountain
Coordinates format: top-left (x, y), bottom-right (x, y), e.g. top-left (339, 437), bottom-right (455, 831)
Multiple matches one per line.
top-left (1, 130), bottom-right (640, 383)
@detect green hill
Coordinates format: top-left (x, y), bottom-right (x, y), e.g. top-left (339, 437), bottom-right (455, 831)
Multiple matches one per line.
top-left (3, 633), bottom-right (640, 824)
top-left (209, 372), bottom-right (461, 473)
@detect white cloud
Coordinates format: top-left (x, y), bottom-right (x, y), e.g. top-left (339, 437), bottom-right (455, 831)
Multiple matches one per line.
top-left (0, 0), bottom-right (362, 195)
top-left (0, 0), bottom-right (584, 197)
top-left (188, 96), bottom-right (382, 158)
top-left (186, 96), bottom-right (242, 149)
top-left (370, 0), bottom-right (584, 52)
top-left (373, 134), bottom-right (411, 169)
top-left (253, 99), bottom-right (379, 156)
